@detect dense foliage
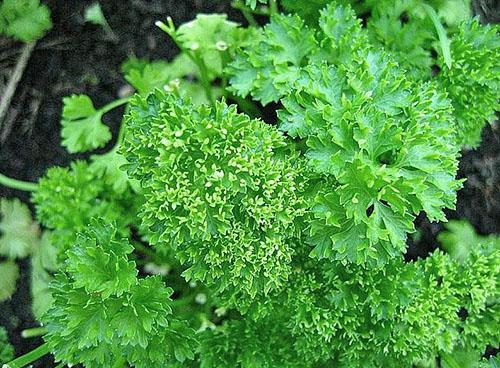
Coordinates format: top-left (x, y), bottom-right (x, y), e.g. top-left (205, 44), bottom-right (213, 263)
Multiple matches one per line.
top-left (0, 1), bottom-right (498, 367)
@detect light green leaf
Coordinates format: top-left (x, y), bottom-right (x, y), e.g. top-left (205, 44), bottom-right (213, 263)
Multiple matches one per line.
top-left (84, 3), bottom-right (107, 27)
top-left (90, 149), bottom-right (137, 194)
top-left (0, 261), bottom-right (19, 302)
top-left (0, 0), bottom-right (52, 42)
top-left (61, 94), bottom-right (112, 153)
top-left (422, 4), bottom-right (452, 69)
top-left (0, 326), bottom-right (14, 364)
top-left (176, 14), bottom-right (248, 78)
top-left (0, 198), bottom-right (39, 259)
top-left (123, 59), bottom-right (173, 95)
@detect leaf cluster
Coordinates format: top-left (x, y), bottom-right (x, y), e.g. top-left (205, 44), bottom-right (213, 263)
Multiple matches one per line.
top-left (123, 91), bottom-right (307, 308)
top-left (2, 2), bottom-right (498, 367)
top-left (43, 219), bottom-right (197, 368)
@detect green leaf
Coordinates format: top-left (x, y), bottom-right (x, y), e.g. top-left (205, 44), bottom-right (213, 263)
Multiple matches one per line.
top-left (121, 54), bottom-right (217, 105)
top-left (244, 0), bottom-right (267, 10)
top-left (0, 326), bottom-right (14, 364)
top-left (436, 19), bottom-right (500, 148)
top-left (280, 46), bottom-right (461, 265)
top-left (61, 95), bottom-right (112, 153)
top-left (31, 231), bottom-right (59, 319)
top-left (0, 261), bottom-right (19, 302)
top-left (176, 14), bottom-right (249, 78)
top-left (33, 160), bottom-right (141, 254)
top-left (366, 0), bottom-right (436, 79)
top-left (90, 149), bottom-right (137, 194)
top-left (438, 220), bottom-right (500, 263)
top-left (227, 14), bottom-right (318, 105)
top-left (281, 0), bottom-right (332, 25)
top-left (123, 58), bottom-right (174, 95)
top-left (0, 0), bottom-right (52, 42)
top-left (66, 219), bottom-right (137, 299)
top-left (435, 0), bottom-right (472, 26)
top-left (43, 220), bottom-right (197, 368)
top-left (0, 198), bottom-right (39, 259)
top-left (123, 91), bottom-right (306, 308)
top-left (422, 3), bottom-right (452, 69)
top-left (84, 3), bottom-right (108, 28)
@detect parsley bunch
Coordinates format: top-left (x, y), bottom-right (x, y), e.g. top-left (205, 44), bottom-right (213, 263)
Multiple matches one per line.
top-left (0, 1), bottom-right (498, 367)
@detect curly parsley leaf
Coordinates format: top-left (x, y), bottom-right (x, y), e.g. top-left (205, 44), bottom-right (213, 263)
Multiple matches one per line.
top-left (123, 90), bottom-right (307, 308)
top-left (274, 6), bottom-right (462, 265)
top-left (42, 219), bottom-right (197, 368)
top-left (281, 0), bottom-right (332, 24)
top-left (436, 18), bottom-right (500, 148)
top-left (227, 13), bottom-right (317, 105)
top-left (33, 161), bottom-right (141, 254)
top-left (61, 94), bottom-right (112, 153)
top-left (366, 0), bottom-right (436, 79)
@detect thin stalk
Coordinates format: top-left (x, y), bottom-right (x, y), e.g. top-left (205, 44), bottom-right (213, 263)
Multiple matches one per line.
top-left (155, 20), bottom-right (216, 108)
top-left (440, 353), bottom-right (461, 368)
top-left (111, 357), bottom-right (127, 368)
top-left (115, 105), bottom-right (130, 147)
top-left (21, 326), bottom-right (48, 338)
top-left (422, 4), bottom-right (452, 69)
top-left (0, 173), bottom-right (38, 192)
top-left (100, 97), bottom-right (130, 115)
top-left (269, 0), bottom-right (279, 15)
top-left (231, 1), bottom-right (258, 26)
top-left (3, 343), bottom-right (50, 368)
top-left (0, 42), bottom-right (36, 129)
top-left (54, 363), bottom-right (65, 368)
top-left (230, 94), bottom-right (262, 118)
top-left (187, 52), bottom-right (215, 107)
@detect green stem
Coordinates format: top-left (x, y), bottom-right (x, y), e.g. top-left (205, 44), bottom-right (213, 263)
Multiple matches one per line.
top-left (422, 4), bottom-right (452, 69)
top-left (185, 51), bottom-right (215, 107)
top-left (100, 97), bottom-right (130, 115)
top-left (440, 353), bottom-right (461, 368)
top-left (111, 357), bottom-right (127, 368)
top-left (230, 94), bottom-right (262, 118)
top-left (3, 343), bottom-right (50, 368)
top-left (112, 104), bottom-right (131, 150)
top-left (232, 1), bottom-right (258, 26)
top-left (54, 363), bottom-right (65, 368)
top-left (155, 20), bottom-right (216, 107)
top-left (0, 173), bottom-right (38, 192)
top-left (269, 0), bottom-right (278, 15)
top-left (21, 327), bottom-right (48, 338)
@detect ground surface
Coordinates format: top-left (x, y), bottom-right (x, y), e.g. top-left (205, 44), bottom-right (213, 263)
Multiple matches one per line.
top-left (0, 1), bottom-right (498, 366)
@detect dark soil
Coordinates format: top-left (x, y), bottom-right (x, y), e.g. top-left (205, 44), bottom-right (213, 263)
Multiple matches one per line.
top-left (0, 1), bottom-right (498, 367)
